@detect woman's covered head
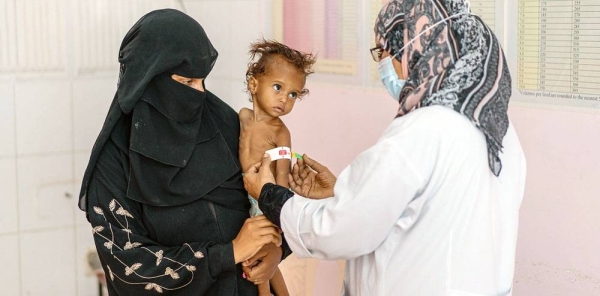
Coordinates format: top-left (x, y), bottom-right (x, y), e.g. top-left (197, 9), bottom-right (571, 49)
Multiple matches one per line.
top-left (373, 0), bottom-right (512, 176)
top-left (374, 0), bottom-right (405, 59)
top-left (79, 9), bottom-right (238, 212)
top-left (116, 9), bottom-right (218, 113)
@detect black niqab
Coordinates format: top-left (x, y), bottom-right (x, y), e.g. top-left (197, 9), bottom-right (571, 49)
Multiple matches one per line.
top-left (116, 9), bottom-right (217, 114)
top-left (79, 9), bottom-right (242, 210)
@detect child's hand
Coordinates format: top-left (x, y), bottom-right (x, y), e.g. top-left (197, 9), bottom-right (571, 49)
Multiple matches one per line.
top-left (289, 154), bottom-right (336, 199)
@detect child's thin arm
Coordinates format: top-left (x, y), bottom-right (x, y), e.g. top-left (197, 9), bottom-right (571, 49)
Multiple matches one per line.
top-left (275, 127), bottom-right (292, 188)
top-left (275, 159), bottom-right (291, 187)
top-left (270, 268), bottom-right (290, 296)
top-left (257, 281), bottom-right (272, 296)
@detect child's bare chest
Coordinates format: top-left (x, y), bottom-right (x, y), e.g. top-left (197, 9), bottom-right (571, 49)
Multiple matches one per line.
top-left (239, 122), bottom-right (280, 171)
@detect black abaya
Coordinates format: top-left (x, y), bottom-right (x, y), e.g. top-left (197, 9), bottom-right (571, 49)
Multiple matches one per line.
top-left (79, 9), bottom-right (289, 295)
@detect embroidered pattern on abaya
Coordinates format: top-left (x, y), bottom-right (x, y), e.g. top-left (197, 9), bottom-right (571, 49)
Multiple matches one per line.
top-left (92, 199), bottom-right (204, 292)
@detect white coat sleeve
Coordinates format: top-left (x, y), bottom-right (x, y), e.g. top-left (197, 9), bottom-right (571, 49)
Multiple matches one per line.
top-left (280, 138), bottom-right (426, 260)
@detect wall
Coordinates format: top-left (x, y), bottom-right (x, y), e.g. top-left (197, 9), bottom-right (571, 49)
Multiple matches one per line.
top-left (509, 105), bottom-right (600, 295)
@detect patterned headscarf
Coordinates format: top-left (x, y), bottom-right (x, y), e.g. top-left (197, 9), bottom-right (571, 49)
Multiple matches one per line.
top-left (375, 0), bottom-right (511, 176)
top-left (374, 1), bottom-right (405, 58)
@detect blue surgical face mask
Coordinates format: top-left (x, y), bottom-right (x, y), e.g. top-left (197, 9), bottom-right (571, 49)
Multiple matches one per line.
top-left (377, 56), bottom-right (405, 102)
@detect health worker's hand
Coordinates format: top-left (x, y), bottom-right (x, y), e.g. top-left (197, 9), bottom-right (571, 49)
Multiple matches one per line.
top-left (289, 154), bottom-right (336, 199)
top-left (244, 154), bottom-right (276, 199)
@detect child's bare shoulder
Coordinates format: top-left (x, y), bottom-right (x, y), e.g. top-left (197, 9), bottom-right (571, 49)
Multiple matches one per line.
top-left (238, 108), bottom-right (254, 127)
top-left (238, 107), bottom-right (253, 119)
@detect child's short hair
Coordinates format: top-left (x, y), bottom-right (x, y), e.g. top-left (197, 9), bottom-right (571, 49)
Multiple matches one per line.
top-left (245, 39), bottom-right (316, 101)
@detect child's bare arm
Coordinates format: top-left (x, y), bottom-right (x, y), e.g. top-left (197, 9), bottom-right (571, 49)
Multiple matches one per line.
top-left (257, 281), bottom-right (272, 296)
top-left (270, 268), bottom-right (290, 296)
top-left (275, 126), bottom-right (291, 187)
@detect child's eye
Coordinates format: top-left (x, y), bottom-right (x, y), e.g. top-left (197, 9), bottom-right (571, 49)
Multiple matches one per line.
top-left (273, 84), bottom-right (282, 91)
top-left (288, 92), bottom-right (298, 99)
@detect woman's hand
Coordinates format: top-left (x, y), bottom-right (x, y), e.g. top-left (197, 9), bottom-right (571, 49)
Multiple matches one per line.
top-left (241, 243), bottom-right (282, 284)
top-left (232, 215), bottom-right (282, 264)
top-left (289, 154), bottom-right (336, 199)
top-left (244, 154), bottom-right (276, 199)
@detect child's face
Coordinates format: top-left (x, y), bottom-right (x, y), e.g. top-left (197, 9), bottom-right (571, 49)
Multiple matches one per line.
top-left (250, 57), bottom-right (306, 117)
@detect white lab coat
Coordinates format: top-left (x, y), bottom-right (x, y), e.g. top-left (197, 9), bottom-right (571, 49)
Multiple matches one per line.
top-left (281, 106), bottom-right (526, 295)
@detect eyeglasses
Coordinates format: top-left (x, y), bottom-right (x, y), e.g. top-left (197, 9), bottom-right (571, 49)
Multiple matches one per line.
top-left (370, 46), bottom-right (384, 62)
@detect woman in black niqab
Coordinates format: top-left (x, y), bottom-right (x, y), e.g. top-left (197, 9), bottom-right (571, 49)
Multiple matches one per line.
top-left (79, 9), bottom-right (286, 295)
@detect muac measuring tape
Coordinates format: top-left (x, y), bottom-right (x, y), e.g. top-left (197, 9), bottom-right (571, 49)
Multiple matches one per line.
top-left (265, 146), bottom-right (303, 161)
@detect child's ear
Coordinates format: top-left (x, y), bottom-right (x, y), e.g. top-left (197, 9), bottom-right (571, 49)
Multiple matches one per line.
top-left (248, 76), bottom-right (258, 94)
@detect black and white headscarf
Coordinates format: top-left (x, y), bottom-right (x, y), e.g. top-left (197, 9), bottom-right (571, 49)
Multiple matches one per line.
top-left (375, 0), bottom-right (512, 176)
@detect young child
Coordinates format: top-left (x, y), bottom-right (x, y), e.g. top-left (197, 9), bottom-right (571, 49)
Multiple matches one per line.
top-left (239, 39), bottom-right (316, 296)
